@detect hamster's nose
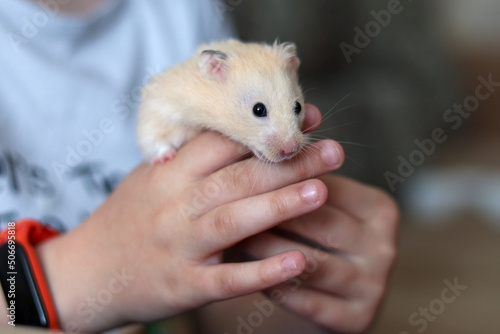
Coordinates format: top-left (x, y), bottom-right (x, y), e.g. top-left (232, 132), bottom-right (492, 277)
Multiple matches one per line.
top-left (280, 140), bottom-right (298, 158)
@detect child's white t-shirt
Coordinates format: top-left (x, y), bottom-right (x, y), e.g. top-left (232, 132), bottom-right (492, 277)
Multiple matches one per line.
top-left (0, 0), bottom-right (234, 231)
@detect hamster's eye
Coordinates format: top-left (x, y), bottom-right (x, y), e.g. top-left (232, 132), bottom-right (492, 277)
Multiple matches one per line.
top-left (253, 103), bottom-right (267, 117)
top-left (294, 101), bottom-right (302, 115)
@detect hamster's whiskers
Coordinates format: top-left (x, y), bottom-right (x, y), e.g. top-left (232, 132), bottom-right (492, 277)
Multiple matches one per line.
top-left (311, 120), bottom-right (361, 134)
top-left (318, 92), bottom-right (354, 123)
top-left (301, 94), bottom-right (355, 134)
top-left (247, 157), bottom-right (261, 196)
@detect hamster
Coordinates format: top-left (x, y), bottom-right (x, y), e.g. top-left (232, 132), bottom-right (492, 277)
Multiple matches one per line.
top-left (137, 39), bottom-right (306, 164)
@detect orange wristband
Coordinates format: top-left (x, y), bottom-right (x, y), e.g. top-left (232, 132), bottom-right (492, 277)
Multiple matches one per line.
top-left (0, 219), bottom-right (60, 330)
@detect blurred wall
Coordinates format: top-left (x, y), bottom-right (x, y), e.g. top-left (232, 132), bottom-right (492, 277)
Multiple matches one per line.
top-left (438, 0), bottom-right (500, 140)
top-left (229, 0), bottom-right (460, 191)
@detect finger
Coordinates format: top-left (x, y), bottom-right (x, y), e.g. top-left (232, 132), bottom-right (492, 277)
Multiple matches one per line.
top-left (190, 140), bottom-right (344, 218)
top-left (263, 285), bottom-right (371, 333)
top-left (240, 232), bottom-right (359, 298)
top-left (199, 250), bottom-right (306, 302)
top-left (191, 180), bottom-right (328, 255)
top-left (176, 131), bottom-right (251, 178)
top-left (302, 104), bottom-right (322, 133)
top-left (319, 175), bottom-right (399, 240)
top-left (278, 205), bottom-right (362, 254)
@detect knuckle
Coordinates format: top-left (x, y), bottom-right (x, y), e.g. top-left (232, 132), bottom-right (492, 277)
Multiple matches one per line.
top-left (226, 164), bottom-right (252, 193)
top-left (321, 304), bottom-right (364, 333)
top-left (370, 280), bottom-right (387, 304)
top-left (160, 267), bottom-right (194, 310)
top-left (300, 295), bottom-right (324, 321)
top-left (269, 192), bottom-right (291, 217)
top-left (356, 276), bottom-right (388, 320)
top-left (377, 242), bottom-right (398, 265)
top-left (255, 262), bottom-right (275, 286)
top-left (373, 189), bottom-right (400, 226)
top-left (190, 220), bottom-right (206, 243)
top-left (292, 157), bottom-right (315, 181)
top-left (217, 270), bottom-right (238, 296)
top-left (211, 207), bottom-right (240, 241)
top-left (350, 316), bottom-right (373, 333)
top-left (352, 301), bottom-right (379, 332)
top-left (332, 265), bottom-right (357, 288)
top-left (362, 274), bottom-right (386, 303)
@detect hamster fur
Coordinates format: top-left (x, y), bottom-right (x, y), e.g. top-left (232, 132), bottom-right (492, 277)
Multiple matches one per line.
top-left (137, 39), bottom-right (306, 164)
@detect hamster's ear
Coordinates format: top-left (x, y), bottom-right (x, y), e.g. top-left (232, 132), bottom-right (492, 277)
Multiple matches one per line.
top-left (198, 50), bottom-right (228, 81)
top-left (274, 41), bottom-right (300, 73)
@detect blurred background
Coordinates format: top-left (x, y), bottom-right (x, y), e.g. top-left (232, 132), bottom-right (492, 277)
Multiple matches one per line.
top-left (195, 0), bottom-right (500, 333)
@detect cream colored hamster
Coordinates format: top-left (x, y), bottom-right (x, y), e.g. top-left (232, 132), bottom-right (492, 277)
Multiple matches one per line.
top-left (137, 39), bottom-right (306, 164)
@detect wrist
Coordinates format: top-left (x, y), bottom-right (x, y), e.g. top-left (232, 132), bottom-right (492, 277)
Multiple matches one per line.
top-left (36, 217), bottom-right (130, 333)
top-left (35, 235), bottom-right (71, 330)
top-left (35, 224), bottom-right (107, 333)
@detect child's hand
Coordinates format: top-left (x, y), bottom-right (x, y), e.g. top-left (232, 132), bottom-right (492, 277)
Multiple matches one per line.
top-left (241, 170), bottom-right (399, 333)
top-left (36, 105), bottom-right (344, 332)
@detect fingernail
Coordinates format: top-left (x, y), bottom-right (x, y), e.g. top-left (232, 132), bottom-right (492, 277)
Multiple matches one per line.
top-left (301, 183), bottom-right (318, 204)
top-left (321, 143), bottom-right (340, 166)
top-left (282, 256), bottom-right (299, 272)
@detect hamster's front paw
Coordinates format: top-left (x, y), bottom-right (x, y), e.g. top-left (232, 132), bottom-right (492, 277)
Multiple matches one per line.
top-left (151, 143), bottom-right (177, 164)
top-left (138, 123), bottom-right (202, 164)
